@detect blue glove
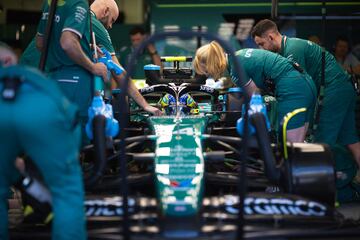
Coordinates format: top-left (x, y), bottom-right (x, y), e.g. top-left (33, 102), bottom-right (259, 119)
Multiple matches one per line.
top-left (236, 93), bottom-right (271, 136)
top-left (94, 48), bottom-right (125, 97)
top-left (98, 48), bottom-right (124, 75)
top-left (86, 95), bottom-right (119, 139)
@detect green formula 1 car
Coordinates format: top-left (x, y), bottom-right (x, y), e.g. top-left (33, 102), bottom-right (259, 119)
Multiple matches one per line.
top-left (9, 35), bottom-right (360, 240)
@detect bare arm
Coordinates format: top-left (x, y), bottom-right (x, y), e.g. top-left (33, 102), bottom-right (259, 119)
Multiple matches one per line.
top-left (35, 34), bottom-right (44, 51)
top-left (348, 64), bottom-right (360, 75)
top-left (127, 77), bottom-right (153, 109)
top-left (147, 44), bottom-right (162, 67)
top-left (60, 31), bottom-right (108, 80)
top-left (244, 80), bottom-right (258, 97)
top-left (111, 56), bottom-right (162, 116)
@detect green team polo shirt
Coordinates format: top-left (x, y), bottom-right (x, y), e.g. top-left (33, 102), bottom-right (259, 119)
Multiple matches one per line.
top-left (118, 46), bottom-right (153, 79)
top-left (21, 10), bottom-right (114, 70)
top-left (230, 48), bottom-right (295, 88)
top-left (19, 38), bottom-right (41, 69)
top-left (37, 0), bottom-right (91, 70)
top-left (229, 48), bottom-right (317, 130)
top-left (280, 36), bottom-right (350, 89)
top-left (90, 11), bottom-right (115, 55)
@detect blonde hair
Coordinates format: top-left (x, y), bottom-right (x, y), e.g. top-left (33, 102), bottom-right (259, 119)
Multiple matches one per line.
top-left (193, 41), bottom-right (227, 80)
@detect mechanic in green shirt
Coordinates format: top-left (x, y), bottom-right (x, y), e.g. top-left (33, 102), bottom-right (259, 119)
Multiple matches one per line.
top-left (118, 26), bottom-right (162, 79)
top-left (251, 19), bottom-right (360, 169)
top-left (0, 44), bottom-right (84, 240)
top-left (90, 0), bottom-right (162, 115)
top-left (194, 41), bottom-right (317, 142)
top-left (36, 0), bottom-right (108, 146)
top-left (22, 0), bottom-right (161, 120)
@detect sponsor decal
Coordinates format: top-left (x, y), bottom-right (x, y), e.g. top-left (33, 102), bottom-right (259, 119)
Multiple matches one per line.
top-left (42, 12), bottom-right (61, 23)
top-left (141, 86), bottom-right (155, 94)
top-left (75, 6), bottom-right (87, 23)
top-left (244, 48), bottom-right (254, 58)
top-left (85, 199), bottom-right (135, 217)
top-left (200, 85), bottom-right (215, 93)
top-left (170, 179), bottom-right (192, 188)
top-left (225, 197), bottom-right (327, 217)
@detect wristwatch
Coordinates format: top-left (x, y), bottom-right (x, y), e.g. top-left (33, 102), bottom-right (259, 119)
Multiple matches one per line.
top-left (149, 50), bottom-right (158, 56)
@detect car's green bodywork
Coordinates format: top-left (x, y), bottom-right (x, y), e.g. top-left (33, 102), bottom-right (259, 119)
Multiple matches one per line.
top-left (150, 116), bottom-right (207, 217)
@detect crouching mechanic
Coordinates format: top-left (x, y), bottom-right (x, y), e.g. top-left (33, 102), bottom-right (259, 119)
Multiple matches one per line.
top-left (89, 0), bottom-right (162, 115)
top-left (194, 41), bottom-right (317, 142)
top-left (0, 44), bottom-right (86, 239)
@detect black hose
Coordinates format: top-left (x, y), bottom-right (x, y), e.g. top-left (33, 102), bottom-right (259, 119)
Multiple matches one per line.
top-left (250, 113), bottom-right (280, 183)
top-left (84, 115), bottom-right (107, 188)
top-left (38, 0), bottom-right (58, 71)
top-left (236, 100), bottom-right (249, 239)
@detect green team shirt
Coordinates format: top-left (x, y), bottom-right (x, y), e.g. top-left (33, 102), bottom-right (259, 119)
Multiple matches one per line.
top-left (19, 38), bottom-right (41, 69)
top-left (230, 48), bottom-right (295, 88)
top-left (90, 11), bottom-right (115, 55)
top-left (280, 37), bottom-right (358, 146)
top-left (37, 0), bottom-right (91, 70)
top-left (280, 36), bottom-right (350, 89)
top-left (21, 10), bottom-right (114, 70)
top-left (118, 46), bottom-right (153, 79)
top-left (229, 48), bottom-right (317, 130)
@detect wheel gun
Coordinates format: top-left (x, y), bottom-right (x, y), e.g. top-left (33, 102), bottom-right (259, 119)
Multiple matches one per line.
top-left (98, 47), bottom-right (124, 76)
top-left (94, 48), bottom-right (125, 98)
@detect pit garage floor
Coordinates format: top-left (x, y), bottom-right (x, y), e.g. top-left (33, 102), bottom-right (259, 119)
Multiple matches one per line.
top-left (337, 202), bottom-right (360, 220)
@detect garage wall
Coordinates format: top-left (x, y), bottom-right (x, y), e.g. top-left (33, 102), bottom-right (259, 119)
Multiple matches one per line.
top-left (149, 0), bottom-right (360, 52)
top-left (0, 0), bottom-right (43, 24)
top-left (0, 0), bottom-right (145, 50)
